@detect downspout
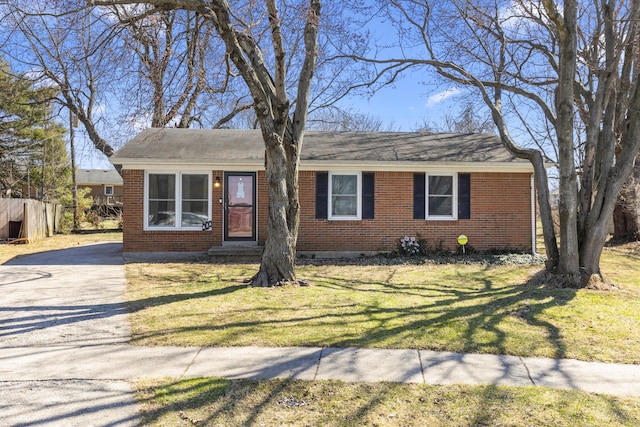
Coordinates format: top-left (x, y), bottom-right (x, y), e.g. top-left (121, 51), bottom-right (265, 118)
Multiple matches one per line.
top-left (531, 173), bottom-right (536, 255)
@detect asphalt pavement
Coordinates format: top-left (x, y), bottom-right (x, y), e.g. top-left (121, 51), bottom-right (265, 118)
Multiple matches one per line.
top-left (1, 242), bottom-right (639, 426)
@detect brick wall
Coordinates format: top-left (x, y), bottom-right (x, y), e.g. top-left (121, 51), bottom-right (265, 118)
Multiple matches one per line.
top-left (296, 171), bottom-right (532, 252)
top-left (122, 169), bottom-right (220, 252)
top-left (122, 169), bottom-right (533, 253)
top-left (81, 184), bottom-right (123, 200)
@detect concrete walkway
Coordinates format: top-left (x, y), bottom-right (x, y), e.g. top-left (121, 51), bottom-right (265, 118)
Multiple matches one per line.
top-left (1, 243), bottom-right (639, 426)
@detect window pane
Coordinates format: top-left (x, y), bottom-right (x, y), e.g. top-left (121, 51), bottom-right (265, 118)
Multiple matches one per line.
top-left (331, 174), bottom-right (358, 217)
top-left (182, 201), bottom-right (208, 226)
top-left (332, 175), bottom-right (357, 195)
top-left (332, 195), bottom-right (357, 216)
top-left (228, 176), bottom-right (253, 206)
top-left (149, 174), bottom-right (175, 199)
top-left (429, 196), bottom-right (452, 216)
top-left (182, 174), bottom-right (208, 200)
top-left (148, 201), bottom-right (176, 226)
top-left (148, 174), bottom-right (176, 227)
top-left (429, 176), bottom-right (453, 196)
top-left (180, 174), bottom-right (209, 227)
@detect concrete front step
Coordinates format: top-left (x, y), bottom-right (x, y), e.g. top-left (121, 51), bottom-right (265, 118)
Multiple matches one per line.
top-left (208, 245), bottom-right (263, 262)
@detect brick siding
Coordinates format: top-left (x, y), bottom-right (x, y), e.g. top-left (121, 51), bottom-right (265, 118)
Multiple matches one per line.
top-left (122, 169), bottom-right (532, 253)
top-left (80, 184), bottom-right (123, 200)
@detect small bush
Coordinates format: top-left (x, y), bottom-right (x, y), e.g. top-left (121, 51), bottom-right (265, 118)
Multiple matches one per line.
top-left (59, 187), bottom-right (94, 232)
top-left (85, 210), bottom-right (103, 229)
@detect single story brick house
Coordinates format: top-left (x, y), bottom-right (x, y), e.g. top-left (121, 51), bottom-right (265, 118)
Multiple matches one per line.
top-left (110, 128), bottom-right (536, 255)
top-left (76, 168), bottom-right (123, 204)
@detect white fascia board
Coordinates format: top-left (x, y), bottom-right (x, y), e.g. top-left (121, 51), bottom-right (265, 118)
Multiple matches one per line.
top-left (115, 160), bottom-right (265, 171)
top-left (299, 161), bottom-right (534, 173)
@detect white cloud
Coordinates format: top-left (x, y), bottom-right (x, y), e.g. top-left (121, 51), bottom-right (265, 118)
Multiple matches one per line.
top-left (425, 88), bottom-right (463, 108)
top-left (498, 0), bottom-right (548, 34)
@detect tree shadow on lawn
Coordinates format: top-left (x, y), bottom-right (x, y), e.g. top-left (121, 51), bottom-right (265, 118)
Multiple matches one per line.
top-left (126, 284), bottom-right (247, 313)
top-left (311, 268), bottom-right (576, 360)
top-left (135, 378), bottom-right (640, 426)
top-left (135, 377), bottom-right (413, 426)
top-left (0, 284), bottom-right (247, 342)
top-left (129, 265), bottom-right (577, 361)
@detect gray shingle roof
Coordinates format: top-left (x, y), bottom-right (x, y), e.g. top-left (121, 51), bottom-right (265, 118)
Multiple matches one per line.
top-left (111, 128), bottom-right (529, 168)
top-left (76, 169), bottom-right (123, 186)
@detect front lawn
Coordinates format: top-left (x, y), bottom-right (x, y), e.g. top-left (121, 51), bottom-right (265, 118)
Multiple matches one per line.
top-left (135, 378), bottom-right (640, 426)
top-left (125, 243), bottom-right (640, 364)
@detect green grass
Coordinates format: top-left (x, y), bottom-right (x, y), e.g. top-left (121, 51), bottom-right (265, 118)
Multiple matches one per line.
top-left (125, 243), bottom-right (640, 364)
top-left (135, 378), bottom-right (640, 426)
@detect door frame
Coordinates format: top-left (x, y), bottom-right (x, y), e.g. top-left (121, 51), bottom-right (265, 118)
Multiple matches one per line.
top-left (223, 172), bottom-right (257, 242)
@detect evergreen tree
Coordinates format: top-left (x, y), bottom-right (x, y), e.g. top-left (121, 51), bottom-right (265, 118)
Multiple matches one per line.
top-left (0, 58), bottom-right (70, 201)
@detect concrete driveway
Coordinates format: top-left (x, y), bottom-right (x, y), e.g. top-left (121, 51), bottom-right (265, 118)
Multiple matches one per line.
top-left (0, 242), bottom-right (139, 426)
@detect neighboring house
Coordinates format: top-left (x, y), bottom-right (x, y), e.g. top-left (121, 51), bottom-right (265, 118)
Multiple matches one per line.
top-left (76, 169), bottom-right (123, 215)
top-left (110, 128), bottom-right (536, 255)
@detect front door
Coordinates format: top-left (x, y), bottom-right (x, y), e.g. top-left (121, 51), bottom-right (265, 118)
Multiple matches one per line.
top-left (224, 172), bottom-right (256, 242)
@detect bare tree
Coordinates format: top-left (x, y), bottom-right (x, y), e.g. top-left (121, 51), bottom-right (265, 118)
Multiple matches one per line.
top-left (417, 101), bottom-right (494, 133)
top-left (92, 0), bottom-right (322, 287)
top-left (109, 6), bottom-right (253, 128)
top-left (308, 108), bottom-right (385, 131)
top-left (613, 170), bottom-right (640, 240)
top-left (2, 2), bottom-right (121, 159)
top-left (347, 0), bottom-right (640, 286)
top-left (1, 1), bottom-right (254, 157)
top-left (611, 1), bottom-right (640, 241)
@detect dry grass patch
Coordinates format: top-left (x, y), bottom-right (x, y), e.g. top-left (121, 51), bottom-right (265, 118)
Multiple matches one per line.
top-left (0, 232), bottom-right (122, 264)
top-left (135, 378), bottom-right (640, 426)
top-left (125, 246), bottom-right (640, 363)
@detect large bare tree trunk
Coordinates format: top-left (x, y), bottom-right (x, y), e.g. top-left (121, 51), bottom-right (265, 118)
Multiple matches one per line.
top-left (251, 130), bottom-right (299, 287)
top-left (90, 0), bottom-right (321, 287)
top-left (613, 166), bottom-right (640, 241)
top-left (545, 0), bottom-right (580, 277)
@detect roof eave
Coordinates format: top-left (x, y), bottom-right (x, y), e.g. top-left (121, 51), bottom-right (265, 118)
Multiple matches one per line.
top-left (111, 158), bottom-right (534, 173)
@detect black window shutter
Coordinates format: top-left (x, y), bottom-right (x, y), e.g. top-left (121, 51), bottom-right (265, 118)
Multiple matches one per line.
top-left (362, 172), bottom-right (375, 219)
top-left (413, 173), bottom-right (426, 219)
top-left (315, 172), bottom-right (328, 219)
top-left (458, 173), bottom-right (471, 219)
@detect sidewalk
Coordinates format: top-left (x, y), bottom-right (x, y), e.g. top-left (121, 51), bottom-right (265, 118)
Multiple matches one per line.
top-left (3, 343), bottom-right (640, 396)
top-left (1, 242), bottom-right (639, 426)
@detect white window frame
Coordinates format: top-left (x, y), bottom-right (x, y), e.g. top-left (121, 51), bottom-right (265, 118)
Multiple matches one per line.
top-left (328, 171), bottom-right (362, 220)
top-left (144, 171), bottom-right (212, 231)
top-left (104, 185), bottom-right (114, 196)
top-left (426, 173), bottom-right (458, 220)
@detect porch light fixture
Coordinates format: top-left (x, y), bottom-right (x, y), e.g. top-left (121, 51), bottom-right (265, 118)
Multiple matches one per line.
top-left (214, 176), bottom-right (220, 188)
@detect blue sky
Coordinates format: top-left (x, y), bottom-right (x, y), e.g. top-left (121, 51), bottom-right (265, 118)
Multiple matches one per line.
top-left (76, 73), bottom-right (465, 169)
top-left (71, 2), bottom-right (470, 170)
top-left (345, 79), bottom-right (464, 131)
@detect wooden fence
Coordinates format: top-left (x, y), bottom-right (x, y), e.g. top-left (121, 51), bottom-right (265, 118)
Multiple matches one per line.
top-left (0, 199), bottom-right (63, 242)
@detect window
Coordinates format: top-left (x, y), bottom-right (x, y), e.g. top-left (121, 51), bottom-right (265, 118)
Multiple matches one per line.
top-left (427, 175), bottom-right (455, 218)
top-left (414, 173), bottom-right (460, 220)
top-left (316, 172), bottom-right (374, 220)
top-left (329, 172), bottom-right (361, 219)
top-left (145, 172), bottom-right (210, 230)
top-left (104, 185), bottom-right (114, 196)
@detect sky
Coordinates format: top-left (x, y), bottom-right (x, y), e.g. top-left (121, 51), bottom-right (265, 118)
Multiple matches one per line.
top-left (344, 78), bottom-right (463, 132)
top-left (64, 2), bottom-right (471, 170)
top-left (74, 72), bottom-right (466, 170)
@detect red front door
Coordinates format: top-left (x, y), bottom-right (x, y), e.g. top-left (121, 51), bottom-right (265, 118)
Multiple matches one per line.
top-left (224, 172), bottom-right (256, 241)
